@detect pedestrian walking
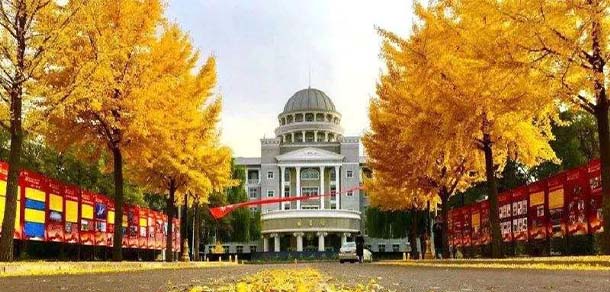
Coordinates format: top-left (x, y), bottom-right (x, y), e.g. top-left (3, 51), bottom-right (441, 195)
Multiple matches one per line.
top-left (355, 232), bottom-right (364, 263)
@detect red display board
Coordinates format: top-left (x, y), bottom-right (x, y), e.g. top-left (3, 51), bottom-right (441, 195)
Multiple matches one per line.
top-left (20, 170), bottom-right (47, 241)
top-left (174, 218), bottom-right (180, 252)
top-left (462, 206), bottom-right (472, 247)
top-left (547, 173), bottom-right (567, 238)
top-left (138, 208), bottom-right (148, 249)
top-left (107, 199), bottom-right (115, 247)
top-left (46, 178), bottom-right (65, 242)
top-left (447, 209), bottom-right (454, 248)
top-left (587, 160), bottom-right (604, 234)
top-left (470, 203), bottom-right (481, 246)
top-left (121, 211), bottom-right (129, 248)
top-left (565, 167), bottom-right (589, 236)
top-left (498, 191), bottom-right (513, 242)
top-left (479, 201), bottom-right (491, 245)
top-left (0, 161), bottom-right (22, 240)
top-left (64, 185), bottom-right (80, 244)
top-left (452, 208), bottom-right (463, 248)
top-left (94, 194), bottom-right (108, 246)
top-left (147, 211), bottom-right (155, 249)
top-left (512, 187), bottom-right (529, 241)
top-left (154, 211), bottom-right (164, 249)
top-left (79, 190), bottom-right (95, 245)
top-left (127, 205), bottom-right (139, 248)
top-left (528, 182), bottom-right (547, 240)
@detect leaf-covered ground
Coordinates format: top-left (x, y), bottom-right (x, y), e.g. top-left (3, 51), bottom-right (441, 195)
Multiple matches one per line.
top-left (176, 268), bottom-right (387, 292)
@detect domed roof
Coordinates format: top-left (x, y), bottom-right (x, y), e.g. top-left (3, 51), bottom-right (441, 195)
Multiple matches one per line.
top-left (282, 88), bottom-right (336, 114)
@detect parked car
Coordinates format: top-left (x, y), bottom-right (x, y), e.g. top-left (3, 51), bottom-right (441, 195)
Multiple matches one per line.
top-left (338, 242), bottom-right (373, 263)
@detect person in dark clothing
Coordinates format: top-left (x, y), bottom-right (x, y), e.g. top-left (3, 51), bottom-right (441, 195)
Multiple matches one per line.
top-left (433, 215), bottom-right (443, 259)
top-left (355, 232), bottom-right (365, 263)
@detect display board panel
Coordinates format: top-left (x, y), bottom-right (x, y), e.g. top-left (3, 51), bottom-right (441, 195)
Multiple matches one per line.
top-left (479, 201), bottom-right (491, 245)
top-left (138, 208), bottom-right (148, 249)
top-left (565, 167), bottom-right (589, 236)
top-left (547, 173), bottom-right (567, 238)
top-left (106, 199), bottom-right (115, 247)
top-left (46, 178), bottom-right (64, 242)
top-left (471, 204), bottom-right (481, 246)
top-left (121, 212), bottom-right (129, 248)
top-left (21, 170), bottom-right (47, 241)
top-left (498, 191), bottom-right (513, 242)
top-left (154, 211), bottom-right (164, 249)
top-left (64, 185), bottom-right (80, 244)
top-left (94, 194), bottom-right (108, 246)
top-left (173, 218), bottom-right (180, 252)
top-left (452, 208), bottom-right (463, 248)
top-left (512, 187), bottom-right (529, 241)
top-left (0, 162), bottom-right (21, 239)
top-left (127, 205), bottom-right (139, 248)
top-left (447, 209), bottom-right (454, 248)
top-left (80, 190), bottom-right (95, 245)
top-left (528, 182), bottom-right (547, 240)
top-left (462, 206), bottom-right (472, 247)
top-left (587, 160), bottom-right (603, 234)
top-left (147, 211), bottom-right (155, 249)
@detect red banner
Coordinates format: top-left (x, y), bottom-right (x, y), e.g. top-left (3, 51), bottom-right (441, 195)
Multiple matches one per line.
top-left (498, 191), bottom-right (513, 242)
top-left (46, 178), bottom-right (64, 242)
top-left (470, 203), bottom-right (481, 246)
top-left (547, 173), bottom-right (567, 238)
top-left (107, 199), bottom-right (115, 247)
top-left (462, 206), bottom-right (472, 247)
top-left (527, 182), bottom-right (547, 240)
top-left (94, 194), bottom-right (108, 246)
top-left (587, 160), bottom-right (604, 234)
top-left (480, 201), bottom-right (491, 245)
top-left (64, 185), bottom-right (80, 244)
top-left (565, 167), bottom-right (589, 236)
top-left (80, 190), bottom-right (95, 245)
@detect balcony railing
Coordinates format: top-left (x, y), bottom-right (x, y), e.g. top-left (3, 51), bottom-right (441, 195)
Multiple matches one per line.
top-left (247, 179), bottom-right (260, 184)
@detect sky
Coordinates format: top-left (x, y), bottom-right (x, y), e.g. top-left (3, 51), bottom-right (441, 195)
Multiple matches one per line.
top-left (166, 0), bottom-right (414, 157)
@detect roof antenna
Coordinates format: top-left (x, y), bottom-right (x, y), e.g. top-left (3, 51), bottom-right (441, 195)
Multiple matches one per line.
top-left (308, 63), bottom-right (311, 89)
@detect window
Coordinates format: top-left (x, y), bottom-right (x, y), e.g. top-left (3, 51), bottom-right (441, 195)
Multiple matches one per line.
top-left (236, 246), bottom-right (243, 254)
top-left (301, 168), bottom-right (320, 180)
top-left (284, 170), bottom-right (290, 181)
top-left (330, 186), bottom-right (337, 198)
top-left (346, 170), bottom-right (353, 178)
top-left (302, 187), bottom-right (318, 197)
top-left (393, 244), bottom-right (400, 252)
top-left (330, 169), bottom-right (337, 181)
top-left (378, 244), bottom-right (386, 252)
top-left (223, 245), bottom-right (230, 253)
top-left (248, 187), bottom-right (258, 199)
top-left (284, 186), bottom-right (290, 197)
top-left (267, 171), bottom-right (274, 179)
top-left (250, 245), bottom-right (257, 253)
top-left (267, 190), bottom-right (275, 198)
top-left (347, 191), bottom-right (353, 197)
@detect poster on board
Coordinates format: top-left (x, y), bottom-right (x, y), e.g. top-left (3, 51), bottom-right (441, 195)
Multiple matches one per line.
top-left (565, 167), bottom-right (589, 236)
top-left (94, 194), bottom-right (108, 246)
top-left (127, 205), bottom-right (139, 248)
top-left (20, 170), bottom-right (47, 241)
top-left (63, 185), bottom-right (80, 244)
top-left (452, 208), bottom-right (463, 248)
top-left (147, 211), bottom-right (155, 249)
top-left (154, 211), bottom-right (164, 250)
top-left (498, 191), bottom-right (513, 242)
top-left (587, 160), bottom-right (604, 234)
top-left (462, 206), bottom-right (472, 247)
top-left (79, 190), bottom-right (95, 245)
top-left (547, 173), bottom-right (566, 238)
top-left (121, 211), bottom-right (128, 248)
top-left (46, 178), bottom-right (64, 242)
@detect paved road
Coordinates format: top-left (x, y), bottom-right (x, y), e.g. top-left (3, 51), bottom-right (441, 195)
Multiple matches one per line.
top-left (0, 262), bottom-right (608, 291)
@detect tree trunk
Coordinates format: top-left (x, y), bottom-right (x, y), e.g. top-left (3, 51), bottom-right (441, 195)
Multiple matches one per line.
top-left (111, 147), bottom-right (124, 261)
top-left (180, 198), bottom-right (188, 259)
top-left (483, 132), bottom-right (503, 258)
top-left (0, 2), bottom-right (27, 263)
top-left (165, 181), bottom-right (176, 262)
top-left (440, 188), bottom-right (450, 259)
top-left (596, 101), bottom-right (610, 254)
top-left (193, 201), bottom-right (200, 261)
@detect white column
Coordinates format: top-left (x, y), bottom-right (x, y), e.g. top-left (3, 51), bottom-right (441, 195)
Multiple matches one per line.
top-left (314, 130), bottom-right (318, 142)
top-left (291, 132), bottom-right (295, 143)
top-left (263, 236), bottom-right (269, 252)
top-left (274, 234), bottom-right (280, 252)
top-left (319, 166), bottom-right (325, 210)
top-left (335, 165), bottom-right (341, 210)
top-left (280, 166), bottom-right (285, 210)
top-left (341, 233), bottom-right (349, 245)
top-left (296, 167), bottom-right (301, 210)
top-left (325, 132), bottom-right (328, 142)
top-left (302, 131), bottom-right (306, 142)
top-left (294, 232), bottom-right (304, 252)
top-left (317, 232), bottom-right (327, 252)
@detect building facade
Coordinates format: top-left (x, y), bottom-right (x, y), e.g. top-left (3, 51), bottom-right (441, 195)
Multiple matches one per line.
top-left (235, 88), bottom-right (367, 253)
